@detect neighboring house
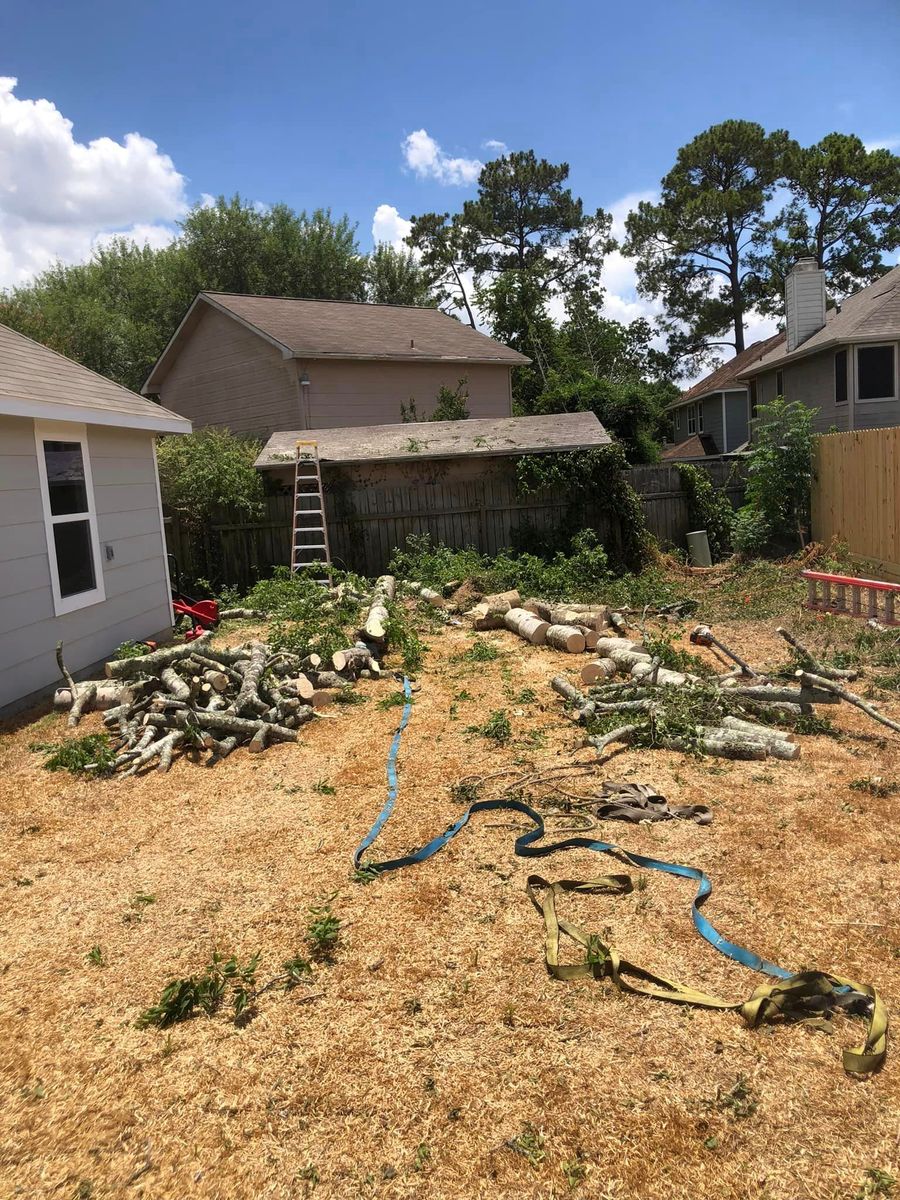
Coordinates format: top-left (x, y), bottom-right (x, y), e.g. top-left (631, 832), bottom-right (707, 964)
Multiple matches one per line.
top-left (738, 259), bottom-right (900, 434)
top-left (662, 333), bottom-right (785, 459)
top-left (0, 322), bottom-right (191, 714)
top-left (142, 292), bottom-right (529, 439)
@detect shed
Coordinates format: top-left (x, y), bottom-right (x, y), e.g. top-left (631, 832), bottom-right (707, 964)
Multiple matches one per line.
top-left (0, 322), bottom-right (191, 714)
top-left (193, 412), bottom-right (614, 579)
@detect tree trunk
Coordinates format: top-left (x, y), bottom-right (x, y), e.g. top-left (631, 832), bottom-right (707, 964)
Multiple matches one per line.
top-left (105, 633), bottom-right (214, 678)
top-left (235, 641), bottom-right (268, 715)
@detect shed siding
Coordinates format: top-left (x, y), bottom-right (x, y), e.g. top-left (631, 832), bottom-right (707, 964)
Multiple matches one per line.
top-left (297, 359), bottom-right (512, 429)
top-left (154, 305), bottom-right (299, 437)
top-left (0, 417), bottom-right (174, 713)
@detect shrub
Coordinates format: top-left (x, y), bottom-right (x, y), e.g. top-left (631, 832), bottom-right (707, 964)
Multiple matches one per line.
top-left (744, 398), bottom-right (816, 549)
top-left (675, 463), bottom-right (734, 561)
top-left (731, 506), bottom-right (772, 558)
top-left (244, 566), bottom-right (363, 661)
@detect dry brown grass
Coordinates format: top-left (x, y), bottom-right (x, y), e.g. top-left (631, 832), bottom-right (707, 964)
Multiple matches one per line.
top-left (2, 608), bottom-right (900, 1200)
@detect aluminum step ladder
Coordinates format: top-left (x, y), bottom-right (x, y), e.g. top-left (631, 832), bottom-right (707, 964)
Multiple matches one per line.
top-left (291, 440), bottom-right (332, 585)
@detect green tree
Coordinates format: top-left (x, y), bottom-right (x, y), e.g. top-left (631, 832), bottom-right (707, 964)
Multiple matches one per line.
top-left (624, 120), bottom-right (789, 368)
top-left (430, 378), bottom-right (469, 421)
top-left (750, 133), bottom-right (900, 313)
top-left (367, 243), bottom-right (435, 306)
top-left (405, 211), bottom-right (479, 325)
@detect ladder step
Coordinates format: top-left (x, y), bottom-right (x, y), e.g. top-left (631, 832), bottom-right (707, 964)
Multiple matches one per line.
top-left (295, 543), bottom-right (328, 550)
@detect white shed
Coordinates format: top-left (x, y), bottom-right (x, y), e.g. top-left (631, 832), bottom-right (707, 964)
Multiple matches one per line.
top-left (0, 323), bottom-right (191, 713)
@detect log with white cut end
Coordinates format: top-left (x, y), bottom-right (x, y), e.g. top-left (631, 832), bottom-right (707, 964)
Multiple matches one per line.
top-left (630, 661), bottom-right (698, 687)
top-left (503, 607), bottom-right (550, 645)
top-left (310, 689), bottom-right (338, 709)
top-left (581, 658), bottom-right (619, 685)
top-left (359, 574), bottom-right (395, 645)
top-left (594, 637), bottom-right (647, 657)
top-left (418, 587), bottom-right (444, 606)
top-left (604, 648), bottom-right (653, 674)
top-left (574, 626), bottom-right (600, 649)
top-left (546, 625), bottom-right (586, 654)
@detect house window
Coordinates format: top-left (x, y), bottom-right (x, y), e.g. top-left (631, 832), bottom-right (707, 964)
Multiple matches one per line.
top-left (835, 349), bottom-right (848, 404)
top-left (687, 405), bottom-right (697, 435)
top-left (749, 379), bottom-right (758, 418)
top-left (776, 370), bottom-right (784, 397)
top-left (857, 344), bottom-right (896, 402)
top-left (35, 422), bottom-right (105, 616)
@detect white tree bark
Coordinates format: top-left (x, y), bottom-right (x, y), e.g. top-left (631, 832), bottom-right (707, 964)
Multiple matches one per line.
top-left (503, 607), bottom-right (550, 645)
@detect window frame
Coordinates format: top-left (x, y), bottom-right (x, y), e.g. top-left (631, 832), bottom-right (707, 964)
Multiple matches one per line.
top-left (775, 369), bottom-right (784, 398)
top-left (34, 421), bottom-right (106, 616)
top-left (687, 404), bottom-right (697, 435)
top-left (855, 342), bottom-right (897, 405)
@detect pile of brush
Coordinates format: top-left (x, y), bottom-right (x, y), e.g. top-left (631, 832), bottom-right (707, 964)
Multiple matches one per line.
top-left (54, 577), bottom-right (397, 775)
top-left (552, 624), bottom-right (900, 762)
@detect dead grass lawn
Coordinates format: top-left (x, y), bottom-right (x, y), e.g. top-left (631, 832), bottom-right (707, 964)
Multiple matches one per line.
top-left (1, 607), bottom-right (899, 1199)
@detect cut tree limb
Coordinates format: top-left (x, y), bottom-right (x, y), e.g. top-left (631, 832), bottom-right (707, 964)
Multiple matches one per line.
top-left (795, 670), bottom-right (900, 735)
top-left (106, 633), bottom-right (213, 679)
top-left (67, 683), bottom-right (96, 727)
top-left (234, 641), bottom-right (268, 714)
top-left (776, 627), bottom-right (859, 681)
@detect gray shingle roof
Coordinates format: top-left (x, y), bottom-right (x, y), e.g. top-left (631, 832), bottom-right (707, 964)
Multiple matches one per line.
top-left (738, 265), bottom-right (900, 376)
top-left (0, 321), bottom-right (190, 433)
top-left (255, 412), bottom-right (610, 468)
top-left (668, 334), bottom-right (785, 409)
top-left (144, 293), bottom-right (529, 393)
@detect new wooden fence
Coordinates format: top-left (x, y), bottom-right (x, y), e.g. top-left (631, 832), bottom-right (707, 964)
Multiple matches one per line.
top-left (165, 456), bottom-right (746, 590)
top-left (811, 427), bottom-right (900, 581)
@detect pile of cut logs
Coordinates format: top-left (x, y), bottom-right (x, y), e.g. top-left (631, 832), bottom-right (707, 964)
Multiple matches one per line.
top-left (550, 623), bottom-right (900, 761)
top-left (464, 589), bottom-right (627, 649)
top-left (54, 577), bottom-right (398, 775)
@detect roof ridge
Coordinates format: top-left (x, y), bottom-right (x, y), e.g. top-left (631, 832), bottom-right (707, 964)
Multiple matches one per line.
top-left (202, 290), bottom-right (456, 314)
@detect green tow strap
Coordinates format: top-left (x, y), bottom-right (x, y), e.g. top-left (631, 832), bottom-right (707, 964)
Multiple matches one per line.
top-left (527, 874), bottom-right (888, 1075)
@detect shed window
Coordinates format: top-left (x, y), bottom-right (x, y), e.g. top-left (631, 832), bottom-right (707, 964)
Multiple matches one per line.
top-left (35, 423), bottom-right (105, 615)
top-left (857, 345), bottom-right (896, 401)
top-left (835, 349), bottom-right (848, 404)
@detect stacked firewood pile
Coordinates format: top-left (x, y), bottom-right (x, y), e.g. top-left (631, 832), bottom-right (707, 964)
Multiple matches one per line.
top-left (54, 578), bottom-right (397, 775)
top-left (551, 623), bottom-right (900, 762)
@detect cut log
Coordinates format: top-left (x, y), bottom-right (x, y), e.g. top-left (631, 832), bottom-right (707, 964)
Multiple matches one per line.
top-left (630, 661), bottom-right (698, 687)
top-left (54, 683), bottom-right (124, 712)
top-left (609, 612), bottom-right (627, 634)
top-left (594, 637), bottom-right (647, 657)
top-left (581, 659), bottom-right (618, 686)
top-left (604, 648), bottom-right (654, 673)
top-left (161, 667), bottom-right (192, 702)
top-left (149, 709), bottom-right (298, 743)
top-left (234, 641), bottom-right (268, 715)
top-left (503, 608), bottom-right (550, 645)
top-left (587, 724), bottom-right (637, 754)
top-left (699, 727), bottom-right (800, 761)
top-left (728, 684), bottom-right (840, 705)
top-left (546, 625), bottom-right (586, 654)
top-left (690, 624), bottom-right (756, 677)
top-left (720, 715), bottom-right (795, 742)
top-left (574, 626), bottom-right (600, 650)
top-left (310, 689), bottom-right (338, 709)
top-left (550, 675), bottom-right (589, 709)
top-left (300, 653), bottom-right (322, 672)
top-left (468, 602), bottom-right (511, 631)
top-left (122, 730), bottom-right (186, 777)
top-left (105, 632), bottom-right (212, 679)
top-left (201, 733), bottom-right (239, 764)
top-left (418, 587), bottom-right (444, 606)
top-left (218, 608), bottom-right (266, 620)
top-left (202, 669), bottom-right (229, 693)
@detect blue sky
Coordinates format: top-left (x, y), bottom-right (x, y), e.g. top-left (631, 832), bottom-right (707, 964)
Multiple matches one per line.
top-left (2, 0), bottom-right (899, 329)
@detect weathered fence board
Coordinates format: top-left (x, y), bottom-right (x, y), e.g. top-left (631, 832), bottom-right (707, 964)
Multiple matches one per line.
top-left (812, 428), bottom-right (900, 582)
top-left (165, 456), bottom-right (745, 589)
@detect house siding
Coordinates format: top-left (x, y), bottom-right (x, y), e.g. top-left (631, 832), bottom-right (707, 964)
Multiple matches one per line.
top-left (154, 305), bottom-right (300, 438)
top-left (701, 394), bottom-right (724, 452)
top-left (724, 391), bottom-right (750, 451)
top-left (297, 359), bottom-right (512, 430)
top-left (755, 342), bottom-right (900, 433)
top-left (0, 416), bottom-right (173, 713)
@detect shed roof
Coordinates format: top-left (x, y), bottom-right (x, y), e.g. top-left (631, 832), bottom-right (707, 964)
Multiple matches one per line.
top-left (255, 412), bottom-right (611, 469)
top-left (668, 334), bottom-right (785, 409)
top-left (738, 265), bottom-right (900, 377)
top-left (0, 322), bottom-right (190, 434)
top-left (143, 292), bottom-right (529, 392)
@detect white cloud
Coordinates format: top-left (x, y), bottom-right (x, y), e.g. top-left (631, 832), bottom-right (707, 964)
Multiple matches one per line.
top-left (402, 129), bottom-right (482, 186)
top-left (482, 139), bottom-right (507, 154)
top-left (864, 136), bottom-right (900, 152)
top-left (0, 76), bottom-right (187, 287)
top-left (372, 203), bottom-right (412, 251)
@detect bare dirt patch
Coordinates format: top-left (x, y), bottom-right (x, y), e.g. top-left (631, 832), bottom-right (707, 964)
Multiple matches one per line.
top-left (2, 609), bottom-right (899, 1199)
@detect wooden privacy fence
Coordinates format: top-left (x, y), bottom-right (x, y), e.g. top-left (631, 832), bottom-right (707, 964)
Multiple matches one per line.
top-left (165, 456), bottom-right (746, 589)
top-left (811, 428), bottom-right (900, 582)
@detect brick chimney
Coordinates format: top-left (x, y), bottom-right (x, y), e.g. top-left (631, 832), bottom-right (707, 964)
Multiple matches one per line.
top-left (785, 258), bottom-right (827, 352)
